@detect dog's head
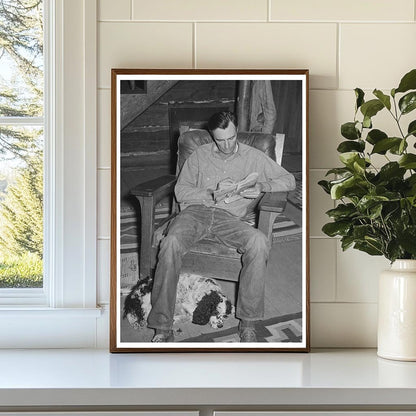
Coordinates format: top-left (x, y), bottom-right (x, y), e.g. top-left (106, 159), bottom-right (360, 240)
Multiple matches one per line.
top-left (192, 290), bottom-right (233, 328)
top-left (123, 277), bottom-right (153, 329)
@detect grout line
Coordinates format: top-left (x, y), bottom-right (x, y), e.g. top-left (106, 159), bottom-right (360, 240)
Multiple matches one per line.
top-left (268, 0), bottom-right (271, 22)
top-left (97, 19), bottom-right (415, 24)
top-left (333, 229), bottom-right (338, 301)
top-left (311, 301), bottom-right (378, 305)
top-left (309, 236), bottom-right (338, 239)
top-left (336, 23), bottom-right (340, 90)
top-left (193, 22), bottom-right (197, 69)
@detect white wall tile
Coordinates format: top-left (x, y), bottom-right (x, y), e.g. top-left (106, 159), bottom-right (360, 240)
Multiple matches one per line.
top-left (98, 0), bottom-right (131, 21)
top-left (94, 4), bottom-right (416, 347)
top-left (196, 23), bottom-right (338, 89)
top-left (97, 239), bottom-right (110, 304)
top-left (98, 89), bottom-right (111, 168)
top-left (271, 0), bottom-right (414, 22)
top-left (337, 245), bottom-right (389, 303)
top-left (309, 170), bottom-right (334, 237)
top-left (98, 22), bottom-right (193, 89)
top-left (98, 169), bottom-right (111, 238)
top-left (310, 239), bottom-right (336, 302)
top-left (133, 0), bottom-right (268, 21)
top-left (309, 90), bottom-right (353, 169)
top-left (340, 24), bottom-right (416, 90)
top-left (311, 303), bottom-right (377, 347)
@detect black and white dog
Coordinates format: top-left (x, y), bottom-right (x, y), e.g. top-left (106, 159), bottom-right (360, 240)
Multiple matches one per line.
top-left (123, 273), bottom-right (234, 329)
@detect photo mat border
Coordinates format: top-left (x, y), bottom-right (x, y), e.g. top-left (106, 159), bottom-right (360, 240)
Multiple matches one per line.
top-left (110, 69), bottom-right (310, 353)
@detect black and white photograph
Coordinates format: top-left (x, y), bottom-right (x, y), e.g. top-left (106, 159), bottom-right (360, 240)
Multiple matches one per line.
top-left (110, 69), bottom-right (309, 352)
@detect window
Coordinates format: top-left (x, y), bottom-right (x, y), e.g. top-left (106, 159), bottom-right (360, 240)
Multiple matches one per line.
top-left (0, 0), bottom-right (46, 304)
top-left (0, 0), bottom-right (100, 348)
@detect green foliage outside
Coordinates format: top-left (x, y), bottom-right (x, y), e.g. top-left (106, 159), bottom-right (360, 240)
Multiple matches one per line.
top-left (319, 69), bottom-right (416, 263)
top-left (0, 0), bottom-right (44, 288)
top-left (0, 252), bottom-right (42, 288)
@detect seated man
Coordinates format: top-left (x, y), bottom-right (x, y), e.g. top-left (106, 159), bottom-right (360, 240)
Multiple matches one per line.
top-left (147, 111), bottom-right (296, 342)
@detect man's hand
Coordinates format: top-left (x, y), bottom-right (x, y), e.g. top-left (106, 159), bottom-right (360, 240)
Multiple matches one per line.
top-left (239, 183), bottom-right (263, 199)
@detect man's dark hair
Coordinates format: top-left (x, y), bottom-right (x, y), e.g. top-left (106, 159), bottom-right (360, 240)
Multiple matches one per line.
top-left (207, 111), bottom-right (237, 131)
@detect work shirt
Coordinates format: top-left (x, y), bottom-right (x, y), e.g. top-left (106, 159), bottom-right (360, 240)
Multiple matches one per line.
top-left (175, 142), bottom-right (296, 218)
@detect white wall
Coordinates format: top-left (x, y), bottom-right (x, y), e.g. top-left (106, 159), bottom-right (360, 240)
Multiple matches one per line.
top-left (95, 0), bottom-right (416, 348)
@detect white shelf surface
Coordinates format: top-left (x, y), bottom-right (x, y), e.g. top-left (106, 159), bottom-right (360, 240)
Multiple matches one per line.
top-left (0, 348), bottom-right (416, 408)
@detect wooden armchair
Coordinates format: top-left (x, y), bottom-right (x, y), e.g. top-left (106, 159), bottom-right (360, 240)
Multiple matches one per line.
top-left (131, 129), bottom-right (289, 282)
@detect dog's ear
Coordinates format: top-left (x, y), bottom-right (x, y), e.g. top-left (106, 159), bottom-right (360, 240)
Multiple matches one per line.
top-left (192, 298), bottom-right (211, 325)
top-left (123, 284), bottom-right (146, 324)
top-left (192, 291), bottom-right (222, 325)
top-left (225, 299), bottom-right (232, 315)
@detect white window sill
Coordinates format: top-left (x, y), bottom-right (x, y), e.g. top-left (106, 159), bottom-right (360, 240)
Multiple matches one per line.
top-left (0, 306), bottom-right (102, 316)
top-left (0, 307), bottom-right (103, 348)
top-left (0, 349), bottom-right (415, 410)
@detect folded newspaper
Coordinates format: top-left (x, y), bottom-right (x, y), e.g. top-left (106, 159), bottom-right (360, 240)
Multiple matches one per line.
top-left (213, 172), bottom-right (259, 204)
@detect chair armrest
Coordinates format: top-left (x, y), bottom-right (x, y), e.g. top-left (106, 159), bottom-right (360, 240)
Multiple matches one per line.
top-left (257, 191), bottom-right (288, 239)
top-left (130, 174), bottom-right (176, 203)
top-left (258, 191), bottom-right (288, 213)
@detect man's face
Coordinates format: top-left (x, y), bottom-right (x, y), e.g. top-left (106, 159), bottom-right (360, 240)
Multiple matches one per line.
top-left (211, 122), bottom-right (238, 156)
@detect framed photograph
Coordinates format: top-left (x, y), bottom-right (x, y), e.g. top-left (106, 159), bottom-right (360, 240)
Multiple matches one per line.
top-left (110, 69), bottom-right (310, 352)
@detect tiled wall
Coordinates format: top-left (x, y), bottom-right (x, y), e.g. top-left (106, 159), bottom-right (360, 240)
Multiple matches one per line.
top-left (96, 0), bottom-right (416, 347)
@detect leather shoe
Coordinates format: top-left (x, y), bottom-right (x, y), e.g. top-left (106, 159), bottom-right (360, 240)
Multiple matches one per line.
top-left (151, 330), bottom-right (174, 343)
top-left (239, 326), bottom-right (257, 342)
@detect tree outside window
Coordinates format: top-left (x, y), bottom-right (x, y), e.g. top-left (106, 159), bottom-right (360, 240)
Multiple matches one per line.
top-left (0, 0), bottom-right (44, 288)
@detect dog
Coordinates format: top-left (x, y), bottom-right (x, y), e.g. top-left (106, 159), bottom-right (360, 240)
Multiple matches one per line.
top-left (123, 273), bottom-right (234, 330)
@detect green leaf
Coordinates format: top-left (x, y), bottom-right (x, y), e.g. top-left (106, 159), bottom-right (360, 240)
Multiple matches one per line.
top-left (398, 227), bottom-right (416, 255)
top-left (366, 129), bottom-right (387, 145)
top-left (399, 92), bottom-right (416, 115)
top-left (339, 152), bottom-right (360, 166)
top-left (326, 203), bottom-right (356, 220)
top-left (330, 175), bottom-right (363, 200)
top-left (371, 137), bottom-right (402, 154)
top-left (407, 120), bottom-right (416, 137)
top-left (395, 69), bottom-right (416, 94)
top-left (357, 195), bottom-right (389, 211)
top-left (386, 240), bottom-right (403, 263)
top-left (373, 89), bottom-right (391, 110)
top-left (369, 203), bottom-right (383, 219)
top-left (360, 99), bottom-right (384, 119)
top-left (325, 167), bottom-right (352, 176)
top-left (322, 221), bottom-right (351, 237)
top-left (318, 180), bottom-right (331, 194)
top-left (353, 158), bottom-right (366, 174)
top-left (399, 154), bottom-right (416, 169)
top-left (378, 162), bottom-right (406, 181)
top-left (363, 115), bottom-right (372, 129)
top-left (341, 235), bottom-right (355, 251)
top-left (337, 140), bottom-right (365, 153)
top-left (341, 122), bottom-right (360, 140)
top-left (354, 241), bottom-right (383, 256)
top-left (353, 225), bottom-right (374, 240)
top-left (355, 88), bottom-right (365, 110)
top-left (389, 139), bottom-right (408, 155)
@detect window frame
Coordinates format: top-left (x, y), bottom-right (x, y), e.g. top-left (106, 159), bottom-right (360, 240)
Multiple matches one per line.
top-left (0, 0), bottom-right (100, 348)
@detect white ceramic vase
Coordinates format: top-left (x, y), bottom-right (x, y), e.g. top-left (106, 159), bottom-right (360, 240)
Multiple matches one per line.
top-left (378, 259), bottom-right (416, 361)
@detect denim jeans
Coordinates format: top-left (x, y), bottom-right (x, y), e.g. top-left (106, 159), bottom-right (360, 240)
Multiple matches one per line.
top-left (147, 205), bottom-right (271, 331)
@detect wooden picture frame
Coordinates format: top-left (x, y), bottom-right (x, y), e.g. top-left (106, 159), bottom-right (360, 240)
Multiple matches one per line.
top-left (110, 69), bottom-right (310, 352)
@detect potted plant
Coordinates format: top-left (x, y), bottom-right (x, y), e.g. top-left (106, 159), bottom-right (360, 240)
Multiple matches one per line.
top-left (319, 68), bottom-right (416, 361)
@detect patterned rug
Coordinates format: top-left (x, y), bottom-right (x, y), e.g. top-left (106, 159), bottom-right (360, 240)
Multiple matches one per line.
top-left (181, 312), bottom-right (303, 343)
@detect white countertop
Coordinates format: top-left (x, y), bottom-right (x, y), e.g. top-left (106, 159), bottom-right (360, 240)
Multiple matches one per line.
top-left (0, 348), bottom-right (416, 408)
